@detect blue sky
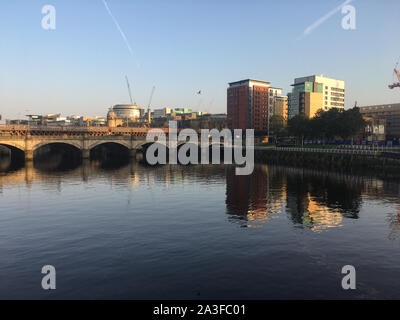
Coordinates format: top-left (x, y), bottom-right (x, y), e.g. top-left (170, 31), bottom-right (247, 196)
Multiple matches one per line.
top-left (1, 0), bottom-right (400, 120)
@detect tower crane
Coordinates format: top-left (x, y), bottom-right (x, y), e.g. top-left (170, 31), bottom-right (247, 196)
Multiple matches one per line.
top-left (125, 76), bottom-right (136, 105)
top-left (389, 68), bottom-right (400, 89)
top-left (147, 86), bottom-right (155, 124)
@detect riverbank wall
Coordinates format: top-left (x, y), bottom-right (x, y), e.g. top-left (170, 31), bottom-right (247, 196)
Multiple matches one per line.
top-left (254, 148), bottom-right (400, 177)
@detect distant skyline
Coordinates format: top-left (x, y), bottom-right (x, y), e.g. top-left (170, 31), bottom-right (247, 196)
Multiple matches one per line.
top-left (1, 0), bottom-right (400, 121)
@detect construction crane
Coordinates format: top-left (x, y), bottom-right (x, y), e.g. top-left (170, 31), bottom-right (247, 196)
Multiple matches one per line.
top-left (147, 86), bottom-right (155, 124)
top-left (125, 76), bottom-right (136, 105)
top-left (389, 68), bottom-right (400, 89)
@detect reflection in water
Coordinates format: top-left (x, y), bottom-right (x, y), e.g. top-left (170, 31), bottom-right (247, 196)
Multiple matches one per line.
top-left (226, 165), bottom-right (281, 228)
top-left (224, 165), bottom-right (400, 232)
top-left (387, 205), bottom-right (400, 240)
top-left (1, 158), bottom-right (400, 235)
top-left (283, 167), bottom-right (363, 232)
top-left (2, 157), bottom-right (400, 299)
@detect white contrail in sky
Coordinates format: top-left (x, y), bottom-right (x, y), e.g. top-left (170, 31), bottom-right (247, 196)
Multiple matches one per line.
top-left (102, 0), bottom-right (134, 56)
top-left (299, 0), bottom-right (354, 39)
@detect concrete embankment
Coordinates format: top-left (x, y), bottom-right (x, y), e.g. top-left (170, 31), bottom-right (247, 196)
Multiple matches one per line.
top-left (254, 147), bottom-right (400, 177)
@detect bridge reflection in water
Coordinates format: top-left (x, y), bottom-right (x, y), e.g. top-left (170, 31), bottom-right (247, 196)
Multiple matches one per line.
top-left (1, 153), bottom-right (400, 237)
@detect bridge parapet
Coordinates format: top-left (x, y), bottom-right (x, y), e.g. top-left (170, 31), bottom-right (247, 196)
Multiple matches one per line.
top-left (0, 124), bottom-right (170, 137)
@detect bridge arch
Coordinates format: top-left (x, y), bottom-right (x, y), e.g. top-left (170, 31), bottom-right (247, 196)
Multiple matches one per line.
top-left (135, 141), bottom-right (169, 150)
top-left (135, 140), bottom-right (205, 150)
top-left (33, 142), bottom-right (83, 162)
top-left (0, 142), bottom-right (25, 153)
top-left (87, 140), bottom-right (131, 151)
top-left (0, 143), bottom-right (26, 161)
top-left (136, 141), bottom-right (170, 165)
top-left (89, 142), bottom-right (131, 161)
top-left (33, 141), bottom-right (82, 152)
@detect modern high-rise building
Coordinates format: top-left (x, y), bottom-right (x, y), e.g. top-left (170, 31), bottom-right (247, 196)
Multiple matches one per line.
top-left (227, 79), bottom-right (271, 132)
top-left (272, 96), bottom-right (288, 121)
top-left (287, 75), bottom-right (345, 119)
top-left (268, 87), bottom-right (282, 118)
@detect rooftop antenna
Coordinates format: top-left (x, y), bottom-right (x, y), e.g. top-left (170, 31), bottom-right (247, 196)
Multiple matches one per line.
top-left (125, 75), bottom-right (136, 105)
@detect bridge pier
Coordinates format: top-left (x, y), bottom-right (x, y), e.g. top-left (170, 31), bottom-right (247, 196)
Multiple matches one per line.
top-left (129, 149), bottom-right (137, 158)
top-left (82, 149), bottom-right (90, 159)
top-left (25, 150), bottom-right (33, 161)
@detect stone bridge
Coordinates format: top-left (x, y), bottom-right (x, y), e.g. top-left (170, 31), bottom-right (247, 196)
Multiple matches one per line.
top-left (0, 125), bottom-right (230, 161)
top-left (0, 135), bottom-right (153, 160)
top-left (0, 134), bottom-right (225, 161)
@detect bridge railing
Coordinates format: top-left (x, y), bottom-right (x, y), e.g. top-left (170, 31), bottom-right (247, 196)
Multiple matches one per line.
top-left (273, 146), bottom-right (378, 156)
top-left (0, 124), bottom-right (93, 132)
top-left (0, 124), bottom-right (171, 135)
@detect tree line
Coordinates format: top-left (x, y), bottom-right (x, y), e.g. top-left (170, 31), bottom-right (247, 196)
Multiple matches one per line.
top-left (269, 107), bottom-right (366, 143)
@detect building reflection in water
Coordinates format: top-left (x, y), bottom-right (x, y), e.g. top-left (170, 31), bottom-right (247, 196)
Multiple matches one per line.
top-left (226, 165), bottom-right (368, 231)
top-left (387, 205), bottom-right (400, 240)
top-left (2, 150), bottom-right (400, 236)
top-left (284, 168), bottom-right (365, 232)
top-left (226, 165), bottom-right (282, 228)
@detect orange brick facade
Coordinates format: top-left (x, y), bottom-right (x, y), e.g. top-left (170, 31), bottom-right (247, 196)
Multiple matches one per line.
top-left (227, 80), bottom-right (270, 132)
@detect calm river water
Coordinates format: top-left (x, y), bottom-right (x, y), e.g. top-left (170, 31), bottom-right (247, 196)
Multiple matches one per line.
top-left (1, 156), bottom-right (400, 299)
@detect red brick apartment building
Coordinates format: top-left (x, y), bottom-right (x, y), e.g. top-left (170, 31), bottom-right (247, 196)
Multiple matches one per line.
top-left (227, 79), bottom-right (271, 132)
